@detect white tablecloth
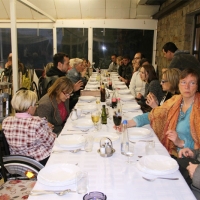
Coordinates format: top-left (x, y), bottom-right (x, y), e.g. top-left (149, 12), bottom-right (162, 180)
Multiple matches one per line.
top-left (28, 75), bottom-right (196, 200)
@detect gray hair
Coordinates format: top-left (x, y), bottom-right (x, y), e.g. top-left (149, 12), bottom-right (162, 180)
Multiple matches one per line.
top-left (71, 58), bottom-right (83, 68)
top-left (11, 90), bottom-right (37, 112)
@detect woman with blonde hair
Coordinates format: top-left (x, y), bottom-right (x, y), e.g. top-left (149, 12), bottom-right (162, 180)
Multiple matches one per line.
top-left (2, 89), bottom-right (56, 166)
top-left (146, 68), bottom-right (181, 108)
top-left (36, 76), bottom-right (74, 134)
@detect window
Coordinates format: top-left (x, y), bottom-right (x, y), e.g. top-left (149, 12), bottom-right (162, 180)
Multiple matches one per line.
top-left (57, 28), bottom-right (88, 59)
top-left (93, 28), bottom-right (154, 69)
top-left (193, 13), bottom-right (200, 61)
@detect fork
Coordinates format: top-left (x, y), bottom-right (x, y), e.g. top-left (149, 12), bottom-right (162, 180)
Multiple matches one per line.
top-left (142, 177), bottom-right (179, 182)
top-left (30, 189), bottom-right (76, 196)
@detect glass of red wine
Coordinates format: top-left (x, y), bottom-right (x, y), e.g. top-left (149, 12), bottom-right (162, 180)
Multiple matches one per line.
top-left (113, 108), bottom-right (122, 134)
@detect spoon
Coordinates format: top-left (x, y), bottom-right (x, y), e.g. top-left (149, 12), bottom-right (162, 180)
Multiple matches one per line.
top-left (30, 189), bottom-right (76, 196)
top-left (52, 149), bottom-right (83, 154)
top-left (142, 177), bottom-right (179, 182)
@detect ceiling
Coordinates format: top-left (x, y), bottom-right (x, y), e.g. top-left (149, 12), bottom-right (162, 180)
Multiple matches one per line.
top-left (0, 0), bottom-right (167, 21)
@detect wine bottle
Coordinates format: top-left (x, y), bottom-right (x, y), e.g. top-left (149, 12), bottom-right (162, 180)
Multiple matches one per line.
top-left (100, 83), bottom-right (106, 102)
top-left (101, 105), bottom-right (107, 124)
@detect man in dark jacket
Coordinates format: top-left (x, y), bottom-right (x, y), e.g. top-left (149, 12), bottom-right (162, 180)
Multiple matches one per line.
top-left (162, 42), bottom-right (200, 73)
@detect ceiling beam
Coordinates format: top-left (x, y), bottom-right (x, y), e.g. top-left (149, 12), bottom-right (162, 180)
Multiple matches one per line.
top-left (17, 0), bottom-right (56, 22)
top-left (152, 0), bottom-right (188, 19)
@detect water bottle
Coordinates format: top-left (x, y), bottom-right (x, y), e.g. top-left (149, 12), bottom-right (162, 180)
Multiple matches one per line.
top-left (121, 120), bottom-right (129, 155)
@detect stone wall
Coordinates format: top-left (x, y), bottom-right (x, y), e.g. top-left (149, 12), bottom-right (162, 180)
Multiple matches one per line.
top-left (156, 0), bottom-right (200, 76)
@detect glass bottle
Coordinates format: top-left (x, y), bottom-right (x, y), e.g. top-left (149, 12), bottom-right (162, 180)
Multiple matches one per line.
top-left (101, 105), bottom-right (107, 124)
top-left (111, 90), bottom-right (117, 108)
top-left (121, 120), bottom-right (129, 155)
top-left (100, 83), bottom-right (106, 102)
top-left (116, 97), bottom-right (122, 114)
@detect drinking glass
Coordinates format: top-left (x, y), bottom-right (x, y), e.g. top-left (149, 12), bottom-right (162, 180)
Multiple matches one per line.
top-left (113, 108), bottom-right (122, 133)
top-left (91, 110), bottom-right (100, 131)
top-left (124, 142), bottom-right (134, 164)
top-left (145, 141), bottom-right (155, 155)
top-left (76, 171), bottom-right (88, 194)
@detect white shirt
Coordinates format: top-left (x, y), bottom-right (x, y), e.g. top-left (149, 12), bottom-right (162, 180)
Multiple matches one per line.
top-left (129, 70), bottom-right (146, 98)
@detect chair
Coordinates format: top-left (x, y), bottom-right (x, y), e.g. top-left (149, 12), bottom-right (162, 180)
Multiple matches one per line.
top-left (0, 93), bottom-right (9, 123)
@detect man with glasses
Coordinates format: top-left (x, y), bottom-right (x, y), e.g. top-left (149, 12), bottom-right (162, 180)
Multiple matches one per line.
top-left (162, 42), bottom-right (200, 73)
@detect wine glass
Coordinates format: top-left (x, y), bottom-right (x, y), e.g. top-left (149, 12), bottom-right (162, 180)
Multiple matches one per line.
top-left (91, 110), bottom-right (100, 131)
top-left (113, 108), bottom-right (122, 133)
top-left (124, 142), bottom-right (134, 164)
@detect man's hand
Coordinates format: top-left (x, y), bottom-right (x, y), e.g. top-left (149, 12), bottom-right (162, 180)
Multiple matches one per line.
top-left (187, 162), bottom-right (198, 179)
top-left (74, 80), bottom-right (83, 91)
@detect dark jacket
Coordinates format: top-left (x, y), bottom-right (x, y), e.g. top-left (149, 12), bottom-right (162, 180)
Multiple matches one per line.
top-left (169, 50), bottom-right (200, 72)
top-left (36, 94), bottom-right (69, 135)
top-left (118, 63), bottom-right (133, 83)
top-left (46, 66), bottom-right (66, 77)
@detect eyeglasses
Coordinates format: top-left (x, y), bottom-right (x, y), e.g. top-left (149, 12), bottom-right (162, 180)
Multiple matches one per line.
top-left (134, 57), bottom-right (141, 60)
top-left (139, 71), bottom-right (145, 74)
top-left (62, 91), bottom-right (74, 97)
top-left (161, 80), bottom-right (168, 84)
top-left (179, 81), bottom-right (197, 87)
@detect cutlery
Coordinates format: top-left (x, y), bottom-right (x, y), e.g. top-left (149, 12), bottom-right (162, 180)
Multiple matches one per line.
top-left (52, 149), bottom-right (84, 154)
top-left (139, 140), bottom-right (153, 142)
top-left (30, 189), bottom-right (76, 196)
top-left (142, 177), bottom-right (179, 182)
top-left (67, 129), bottom-right (89, 132)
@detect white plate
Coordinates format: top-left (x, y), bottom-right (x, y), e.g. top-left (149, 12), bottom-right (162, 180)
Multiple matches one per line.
top-left (114, 82), bottom-right (125, 85)
top-left (116, 85), bottom-right (127, 89)
top-left (89, 78), bottom-right (97, 81)
top-left (88, 81), bottom-right (98, 85)
top-left (79, 96), bottom-right (96, 102)
top-left (136, 155), bottom-right (179, 175)
top-left (72, 118), bottom-right (94, 129)
top-left (76, 103), bottom-right (97, 112)
top-left (94, 133), bottom-right (119, 142)
top-left (120, 95), bottom-right (134, 101)
top-left (122, 104), bottom-right (140, 111)
top-left (38, 163), bottom-right (81, 186)
top-left (86, 85), bottom-right (98, 89)
top-left (118, 89), bottom-right (131, 94)
top-left (128, 127), bottom-right (151, 139)
top-left (56, 135), bottom-right (85, 148)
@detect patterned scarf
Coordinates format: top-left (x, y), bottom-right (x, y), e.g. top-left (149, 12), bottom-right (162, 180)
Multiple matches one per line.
top-left (148, 92), bottom-right (200, 157)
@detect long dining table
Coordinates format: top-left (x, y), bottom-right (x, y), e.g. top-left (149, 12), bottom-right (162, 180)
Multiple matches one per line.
top-left (28, 72), bottom-right (196, 200)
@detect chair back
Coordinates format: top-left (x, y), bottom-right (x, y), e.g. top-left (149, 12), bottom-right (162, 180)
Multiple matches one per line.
top-left (0, 93), bottom-right (9, 123)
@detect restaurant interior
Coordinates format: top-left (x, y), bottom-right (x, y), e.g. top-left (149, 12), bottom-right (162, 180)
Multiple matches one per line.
top-left (0, 0), bottom-right (200, 200)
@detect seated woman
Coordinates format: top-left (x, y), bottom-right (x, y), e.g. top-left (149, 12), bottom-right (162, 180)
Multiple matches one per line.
top-left (136, 64), bottom-right (164, 110)
top-left (146, 68), bottom-right (181, 108)
top-left (36, 76), bottom-right (74, 134)
top-left (2, 89), bottom-right (56, 166)
top-left (122, 68), bottom-right (200, 157)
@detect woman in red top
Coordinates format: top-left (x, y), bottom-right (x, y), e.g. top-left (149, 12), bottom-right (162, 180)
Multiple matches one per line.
top-left (36, 76), bottom-right (74, 135)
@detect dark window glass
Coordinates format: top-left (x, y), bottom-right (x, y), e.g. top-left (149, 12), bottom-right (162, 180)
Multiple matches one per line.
top-left (0, 28), bottom-right (53, 69)
top-left (93, 28), bottom-right (154, 69)
top-left (193, 14), bottom-right (200, 61)
top-left (57, 28), bottom-right (88, 59)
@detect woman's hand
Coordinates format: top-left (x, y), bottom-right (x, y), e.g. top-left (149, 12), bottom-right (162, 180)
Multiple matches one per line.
top-left (178, 148), bottom-right (194, 158)
top-left (146, 92), bottom-right (159, 108)
top-left (74, 80), bottom-right (83, 91)
top-left (187, 162), bottom-right (198, 179)
top-left (113, 120), bottom-right (136, 131)
top-left (136, 93), bottom-right (142, 99)
top-left (48, 122), bottom-right (54, 130)
top-left (165, 130), bottom-right (184, 147)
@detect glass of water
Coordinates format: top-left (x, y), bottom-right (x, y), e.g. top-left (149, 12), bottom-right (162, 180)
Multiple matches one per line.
top-left (124, 142), bottom-right (134, 163)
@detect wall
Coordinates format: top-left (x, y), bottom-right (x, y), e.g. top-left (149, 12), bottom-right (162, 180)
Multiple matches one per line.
top-left (156, 0), bottom-right (200, 75)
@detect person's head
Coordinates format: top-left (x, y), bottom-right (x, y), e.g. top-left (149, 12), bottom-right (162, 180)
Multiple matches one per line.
top-left (53, 52), bottom-right (69, 73)
top-left (116, 56), bottom-right (123, 66)
top-left (161, 68), bottom-right (181, 93)
top-left (48, 76), bottom-right (74, 103)
top-left (162, 42), bottom-right (178, 61)
top-left (11, 89), bottom-right (37, 115)
top-left (111, 54), bottom-right (117, 63)
top-left (72, 58), bottom-right (84, 72)
top-left (139, 64), bottom-right (157, 83)
top-left (139, 58), bottom-right (150, 67)
top-left (132, 52), bottom-right (145, 66)
top-left (82, 58), bottom-right (90, 69)
top-left (122, 55), bottom-right (130, 66)
top-left (178, 68), bottom-right (200, 99)
top-left (45, 62), bottom-right (54, 74)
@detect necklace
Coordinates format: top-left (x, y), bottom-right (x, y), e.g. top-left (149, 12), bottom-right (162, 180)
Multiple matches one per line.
top-left (179, 99), bottom-right (194, 121)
